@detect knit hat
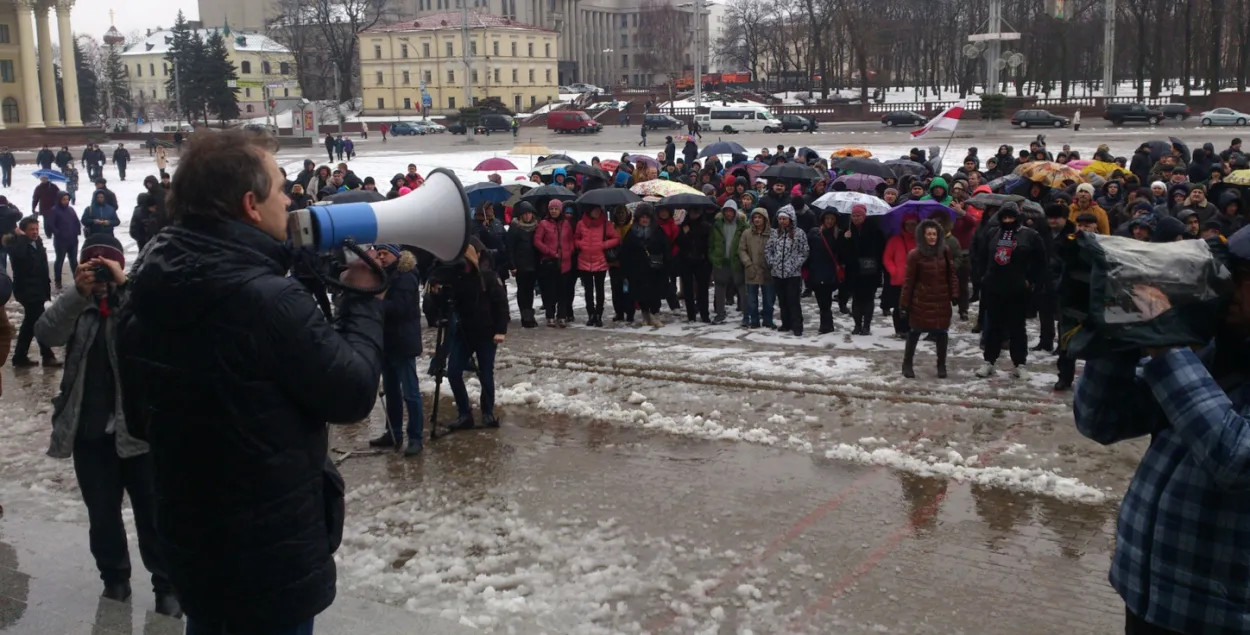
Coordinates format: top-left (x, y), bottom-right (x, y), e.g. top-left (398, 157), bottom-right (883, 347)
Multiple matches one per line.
top-left (81, 233), bottom-right (125, 268)
top-left (1075, 183), bottom-right (1095, 196)
top-left (1151, 181), bottom-right (1167, 191)
top-left (1131, 201), bottom-right (1154, 215)
top-left (548, 199), bottom-right (563, 213)
top-left (1044, 203), bottom-right (1068, 219)
top-left (376, 244), bottom-right (402, 258)
top-left (364, 176), bottom-right (376, 187)
top-left (884, 187), bottom-right (899, 198)
top-left (701, 184), bottom-right (716, 195)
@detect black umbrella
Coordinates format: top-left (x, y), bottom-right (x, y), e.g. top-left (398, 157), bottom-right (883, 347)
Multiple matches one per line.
top-left (698, 140), bottom-right (747, 159)
top-left (520, 184), bottom-right (577, 210)
top-left (657, 192), bottom-right (718, 209)
top-left (797, 147), bottom-right (820, 162)
top-left (576, 188), bottom-right (640, 208)
top-left (967, 193), bottom-right (1025, 209)
top-left (536, 157), bottom-right (573, 167)
top-left (1169, 136), bottom-right (1191, 165)
top-left (833, 157), bottom-right (896, 180)
top-left (566, 163), bottom-right (610, 181)
top-left (884, 159), bottom-right (927, 178)
top-left (545, 153), bottom-right (576, 164)
top-left (1142, 140), bottom-right (1171, 164)
top-left (760, 163), bottom-right (822, 182)
top-left (324, 190), bottom-right (385, 204)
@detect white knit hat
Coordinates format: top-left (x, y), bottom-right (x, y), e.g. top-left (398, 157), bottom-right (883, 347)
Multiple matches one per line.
top-left (1151, 180), bottom-right (1167, 190)
top-left (1076, 183), bottom-right (1095, 196)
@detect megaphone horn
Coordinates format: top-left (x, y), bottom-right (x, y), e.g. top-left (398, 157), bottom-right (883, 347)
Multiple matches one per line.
top-left (288, 167), bottom-right (472, 263)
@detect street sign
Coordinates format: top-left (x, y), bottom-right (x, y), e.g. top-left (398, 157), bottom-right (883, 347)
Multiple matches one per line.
top-left (422, 93), bottom-right (432, 108)
top-left (136, 117), bottom-right (144, 125)
top-left (235, 80), bottom-right (264, 89)
top-left (227, 80), bottom-right (237, 88)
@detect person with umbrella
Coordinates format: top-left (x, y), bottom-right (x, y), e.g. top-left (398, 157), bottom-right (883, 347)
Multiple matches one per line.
top-left (676, 205), bottom-right (713, 323)
top-left (973, 203), bottom-right (1048, 379)
top-left (898, 218), bottom-right (959, 378)
top-left (534, 200), bottom-right (576, 327)
top-left (621, 204), bottom-right (669, 327)
top-left (765, 206), bottom-right (808, 336)
top-left (807, 208), bottom-right (842, 334)
top-left (609, 206), bottom-right (634, 323)
top-left (32, 174), bottom-right (60, 218)
top-left (573, 205), bottom-right (620, 327)
top-left (709, 200), bottom-right (747, 325)
top-left (505, 201), bottom-right (540, 328)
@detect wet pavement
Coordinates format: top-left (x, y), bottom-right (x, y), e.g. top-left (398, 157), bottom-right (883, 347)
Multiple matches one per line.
top-left (0, 292), bottom-right (1135, 633)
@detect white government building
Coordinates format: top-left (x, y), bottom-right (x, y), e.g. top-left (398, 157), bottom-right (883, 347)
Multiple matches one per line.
top-left (0, 0), bottom-right (84, 129)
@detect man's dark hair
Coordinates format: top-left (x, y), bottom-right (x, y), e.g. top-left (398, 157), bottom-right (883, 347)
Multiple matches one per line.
top-left (168, 129), bottom-right (277, 223)
top-left (18, 215), bottom-right (38, 230)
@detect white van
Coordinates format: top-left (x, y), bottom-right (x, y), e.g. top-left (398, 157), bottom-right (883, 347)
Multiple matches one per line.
top-left (707, 106), bottom-right (783, 134)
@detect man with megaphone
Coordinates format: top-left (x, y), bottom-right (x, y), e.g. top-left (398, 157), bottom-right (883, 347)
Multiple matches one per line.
top-left (115, 129), bottom-right (386, 635)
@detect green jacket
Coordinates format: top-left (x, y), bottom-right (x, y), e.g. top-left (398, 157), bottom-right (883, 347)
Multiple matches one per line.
top-left (709, 212), bottom-right (749, 271)
top-left (921, 176), bottom-right (953, 205)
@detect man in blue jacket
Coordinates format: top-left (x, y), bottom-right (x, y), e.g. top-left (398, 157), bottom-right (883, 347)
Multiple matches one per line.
top-left (1074, 224), bottom-right (1250, 635)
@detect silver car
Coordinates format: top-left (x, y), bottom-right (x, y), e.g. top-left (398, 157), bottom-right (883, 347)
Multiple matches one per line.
top-left (1199, 108), bottom-right (1250, 126)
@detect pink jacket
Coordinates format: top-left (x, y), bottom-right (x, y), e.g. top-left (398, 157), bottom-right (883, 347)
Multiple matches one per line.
top-left (534, 216), bottom-right (575, 273)
top-left (573, 214), bottom-right (621, 272)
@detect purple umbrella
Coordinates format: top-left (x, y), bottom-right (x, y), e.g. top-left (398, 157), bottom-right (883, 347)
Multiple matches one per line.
top-left (883, 200), bottom-right (957, 236)
top-left (627, 155), bottom-right (660, 169)
top-left (834, 173), bottom-right (885, 193)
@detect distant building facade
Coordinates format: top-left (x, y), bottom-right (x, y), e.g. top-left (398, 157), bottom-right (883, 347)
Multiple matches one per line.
top-left (0, 0), bottom-right (85, 130)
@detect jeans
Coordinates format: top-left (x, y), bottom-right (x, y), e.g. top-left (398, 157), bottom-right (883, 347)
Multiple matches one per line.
top-left (14, 299), bottom-right (51, 361)
top-left (712, 266), bottom-right (745, 321)
top-left (982, 291), bottom-right (1029, 366)
top-left (382, 357), bottom-right (423, 442)
top-left (1, 166), bottom-right (10, 187)
top-left (448, 335), bottom-right (497, 418)
top-left (681, 260), bottom-right (711, 320)
top-left (774, 276), bottom-right (803, 335)
top-left (54, 241), bottom-right (78, 288)
top-left (73, 433), bottom-right (171, 593)
top-left (580, 270), bottom-right (606, 316)
top-left (187, 618), bottom-right (315, 635)
top-left (744, 282), bottom-right (775, 326)
top-left (609, 267), bottom-right (633, 319)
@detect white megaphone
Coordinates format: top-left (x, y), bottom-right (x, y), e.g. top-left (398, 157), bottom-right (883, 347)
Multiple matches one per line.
top-left (288, 167), bottom-right (471, 263)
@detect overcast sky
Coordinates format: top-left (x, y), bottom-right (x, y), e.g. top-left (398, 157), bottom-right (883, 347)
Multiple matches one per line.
top-left (73, 0), bottom-right (200, 43)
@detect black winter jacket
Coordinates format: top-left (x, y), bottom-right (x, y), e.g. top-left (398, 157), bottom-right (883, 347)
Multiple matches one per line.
top-left (836, 220), bottom-right (886, 283)
top-left (35, 148), bottom-right (54, 170)
top-left (116, 216), bottom-right (384, 634)
top-left (54, 150), bottom-right (73, 170)
top-left (0, 202), bottom-right (20, 236)
top-left (505, 218), bottom-right (539, 273)
top-left (451, 265), bottom-right (510, 342)
top-left (112, 148), bottom-right (130, 165)
top-left (806, 225), bottom-right (842, 286)
top-left (4, 233), bottom-right (50, 304)
top-left (675, 215), bottom-right (712, 264)
top-left (977, 223), bottom-right (1048, 295)
top-left (382, 255), bottom-right (422, 359)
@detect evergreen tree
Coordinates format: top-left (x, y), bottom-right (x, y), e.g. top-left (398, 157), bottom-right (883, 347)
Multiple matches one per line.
top-left (203, 30), bottom-right (240, 123)
top-left (164, 11), bottom-right (204, 122)
top-left (103, 44), bottom-right (131, 118)
top-left (74, 39), bottom-right (100, 121)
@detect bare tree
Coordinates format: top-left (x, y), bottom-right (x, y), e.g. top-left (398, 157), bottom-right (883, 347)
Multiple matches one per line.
top-left (636, 0), bottom-right (693, 101)
top-left (270, 0), bottom-right (392, 103)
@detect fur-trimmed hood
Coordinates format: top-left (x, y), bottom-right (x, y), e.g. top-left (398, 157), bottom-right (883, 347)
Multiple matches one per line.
top-left (914, 219), bottom-right (948, 258)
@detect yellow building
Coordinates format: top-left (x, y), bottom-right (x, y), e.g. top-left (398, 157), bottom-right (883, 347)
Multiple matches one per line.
top-left (121, 26), bottom-right (301, 119)
top-left (0, 0), bottom-right (85, 129)
top-left (360, 12), bottom-right (559, 116)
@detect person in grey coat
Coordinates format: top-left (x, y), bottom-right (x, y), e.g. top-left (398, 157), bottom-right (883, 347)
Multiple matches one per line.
top-left (34, 233), bottom-right (179, 617)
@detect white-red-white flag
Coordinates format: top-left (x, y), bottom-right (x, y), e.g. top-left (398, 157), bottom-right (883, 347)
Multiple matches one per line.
top-left (911, 101), bottom-right (967, 139)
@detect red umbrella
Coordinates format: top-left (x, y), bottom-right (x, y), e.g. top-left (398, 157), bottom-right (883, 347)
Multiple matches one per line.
top-left (600, 159), bottom-right (620, 173)
top-left (475, 158), bottom-right (518, 171)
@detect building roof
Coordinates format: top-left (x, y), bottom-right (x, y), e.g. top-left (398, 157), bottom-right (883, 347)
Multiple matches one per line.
top-left (120, 29), bottom-right (291, 57)
top-left (363, 12), bottom-right (558, 34)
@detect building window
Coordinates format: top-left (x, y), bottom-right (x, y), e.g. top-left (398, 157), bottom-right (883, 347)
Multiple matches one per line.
top-left (280, 62), bottom-right (290, 74)
top-left (622, 54), bottom-right (628, 68)
top-left (245, 87), bottom-right (251, 97)
top-left (376, 71), bottom-right (383, 85)
top-left (527, 43), bottom-right (533, 56)
top-left (470, 40), bottom-right (477, 55)
top-left (424, 70), bottom-right (432, 83)
top-left (493, 41), bottom-right (499, 56)
top-left (493, 68), bottom-right (500, 83)
top-left (472, 69), bottom-right (478, 83)
top-left (514, 94), bottom-right (521, 110)
top-left (448, 96), bottom-right (456, 108)
top-left (152, 89), bottom-right (157, 98)
top-left (1, 96), bottom-right (17, 122)
top-left (402, 70), bottom-right (410, 84)
top-left (446, 41), bottom-right (453, 57)
top-left (511, 69), bottom-right (517, 82)
top-left (620, 15), bottom-right (627, 27)
top-left (401, 44), bottom-right (408, 58)
top-left (447, 69), bottom-right (455, 83)
top-left (374, 44), bottom-right (382, 59)
top-left (284, 88), bottom-right (289, 96)
top-left (511, 42), bottom-right (517, 56)
top-left (241, 61), bottom-right (251, 74)
top-left (0, 25), bottom-right (9, 44)
top-left (632, 13), bottom-right (637, 25)
top-left (423, 43), bottom-right (431, 57)
top-left (162, 63), bottom-right (168, 76)
top-left (377, 97), bottom-right (384, 109)
top-left (545, 43), bottom-right (550, 57)
top-left (136, 64), bottom-right (142, 77)
top-left (246, 105), bottom-right (254, 112)
top-left (0, 60), bottom-right (14, 83)
top-left (262, 61), bottom-right (271, 74)
top-left (621, 33), bottom-right (627, 47)
top-left (404, 97), bottom-right (411, 109)
top-left (545, 69), bottom-right (551, 82)
top-left (530, 95), bottom-right (536, 107)
top-left (149, 63), bottom-right (155, 76)
top-left (528, 69), bottom-right (534, 83)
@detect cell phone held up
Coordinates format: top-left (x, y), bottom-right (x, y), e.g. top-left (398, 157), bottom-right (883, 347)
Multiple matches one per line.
top-left (93, 264), bottom-right (114, 283)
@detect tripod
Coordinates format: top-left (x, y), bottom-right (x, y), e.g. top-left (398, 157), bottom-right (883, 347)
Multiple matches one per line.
top-left (426, 317), bottom-right (451, 441)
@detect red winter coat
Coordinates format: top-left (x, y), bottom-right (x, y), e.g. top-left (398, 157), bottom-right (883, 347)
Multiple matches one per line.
top-left (573, 214), bottom-right (621, 272)
top-left (951, 213), bottom-right (977, 250)
top-left (658, 216), bottom-right (680, 257)
top-left (534, 216), bottom-right (575, 273)
top-left (403, 173), bottom-right (424, 190)
top-left (883, 231), bottom-right (917, 286)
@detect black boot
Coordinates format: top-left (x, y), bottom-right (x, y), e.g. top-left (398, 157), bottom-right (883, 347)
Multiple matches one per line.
top-left (154, 591), bottom-right (183, 618)
top-left (102, 581), bottom-right (132, 602)
top-left (368, 432), bottom-right (400, 449)
top-left (404, 439), bottom-right (424, 456)
top-left (935, 332), bottom-right (949, 378)
top-left (902, 331), bottom-right (920, 379)
top-left (482, 414), bottom-right (500, 428)
top-left (446, 413), bottom-right (475, 431)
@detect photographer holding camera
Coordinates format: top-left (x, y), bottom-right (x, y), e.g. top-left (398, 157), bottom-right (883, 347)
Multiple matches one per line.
top-left (428, 237), bottom-right (510, 431)
top-left (33, 234), bottom-right (178, 616)
top-left (1075, 225), bottom-right (1250, 635)
top-left (116, 130), bottom-right (385, 635)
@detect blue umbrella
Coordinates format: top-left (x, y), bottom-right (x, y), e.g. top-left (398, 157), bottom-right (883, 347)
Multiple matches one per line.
top-left (33, 169), bottom-right (68, 182)
top-left (464, 182), bottom-right (510, 208)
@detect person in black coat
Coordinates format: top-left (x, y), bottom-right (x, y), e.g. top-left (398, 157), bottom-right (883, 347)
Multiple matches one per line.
top-left (129, 192), bottom-right (159, 252)
top-left (505, 202), bottom-right (540, 327)
top-left (4, 216), bottom-right (56, 366)
top-left (294, 159), bottom-right (316, 191)
top-left (837, 205), bottom-right (886, 335)
top-left (675, 207), bottom-right (712, 322)
top-left (622, 203), bottom-right (670, 327)
top-left (0, 147), bottom-right (16, 187)
top-left (758, 181), bottom-right (789, 226)
top-left (683, 139), bottom-right (698, 167)
top-left (111, 144), bottom-right (130, 181)
top-left (35, 144), bottom-right (54, 170)
top-left (974, 203), bottom-right (1048, 378)
top-left (367, 245), bottom-right (425, 455)
top-left (115, 130), bottom-right (385, 635)
top-left (54, 146), bottom-right (74, 171)
top-left (443, 239), bottom-right (510, 430)
top-left (91, 179), bottom-right (118, 211)
top-left (0, 196), bottom-right (20, 272)
top-left (807, 209), bottom-right (842, 333)
top-left (664, 137), bottom-right (677, 167)
top-left (323, 133), bottom-right (335, 163)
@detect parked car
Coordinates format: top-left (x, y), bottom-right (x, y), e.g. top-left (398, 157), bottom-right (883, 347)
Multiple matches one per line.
top-left (1199, 107), bottom-right (1250, 126)
top-left (388, 122), bottom-right (424, 136)
top-left (567, 83), bottom-right (601, 94)
top-left (548, 110), bottom-right (602, 134)
top-left (558, 85), bottom-right (573, 93)
top-left (421, 120), bottom-right (447, 133)
top-left (644, 113), bottom-right (684, 130)
top-left (881, 110), bottom-right (928, 127)
top-left (778, 114), bottom-right (817, 132)
top-left (477, 113), bottom-right (515, 133)
top-left (448, 121), bottom-right (468, 134)
top-left (1010, 109), bottom-right (1070, 128)
top-left (1103, 103), bottom-right (1164, 126)
top-left (410, 121), bottom-right (441, 134)
top-left (1159, 103), bottom-right (1192, 121)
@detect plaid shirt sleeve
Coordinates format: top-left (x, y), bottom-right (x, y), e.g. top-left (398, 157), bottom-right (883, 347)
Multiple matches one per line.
top-left (1142, 347), bottom-right (1250, 490)
top-left (1074, 351), bottom-right (1165, 445)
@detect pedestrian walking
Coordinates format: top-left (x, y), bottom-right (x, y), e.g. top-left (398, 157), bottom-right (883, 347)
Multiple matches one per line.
top-left (44, 192), bottom-right (80, 292)
top-left (1072, 109), bottom-right (1081, 132)
top-left (112, 144), bottom-right (130, 181)
top-left (638, 123), bottom-right (647, 147)
top-left (54, 146), bottom-right (73, 171)
top-left (534, 200), bottom-right (575, 327)
top-left (324, 133), bottom-right (335, 163)
top-left (380, 123), bottom-right (389, 142)
top-left (506, 202), bottom-right (540, 327)
top-left (622, 203), bottom-right (670, 327)
top-left (0, 197), bottom-right (20, 273)
top-left (64, 165), bottom-right (80, 205)
top-left (710, 200), bottom-right (747, 325)
top-left (573, 205), bottom-right (619, 326)
top-left (34, 235), bottom-right (179, 618)
top-left (32, 174), bottom-right (60, 217)
top-left (367, 245), bottom-right (425, 456)
top-left (5, 216), bottom-right (58, 367)
top-left (0, 147), bottom-right (15, 187)
top-left (334, 135), bottom-right (345, 161)
top-left (765, 206), bottom-right (809, 336)
top-left (898, 219), bottom-right (958, 378)
top-left (36, 144), bottom-right (54, 170)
